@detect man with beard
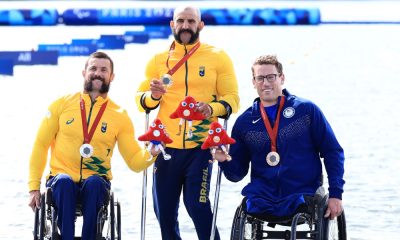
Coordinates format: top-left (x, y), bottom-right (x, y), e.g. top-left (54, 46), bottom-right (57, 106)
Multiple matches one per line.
top-left (136, 6), bottom-right (239, 240)
top-left (28, 52), bottom-right (160, 239)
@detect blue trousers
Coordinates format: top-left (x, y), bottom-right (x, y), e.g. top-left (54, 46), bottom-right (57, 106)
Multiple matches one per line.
top-left (152, 147), bottom-right (220, 240)
top-left (46, 174), bottom-right (110, 240)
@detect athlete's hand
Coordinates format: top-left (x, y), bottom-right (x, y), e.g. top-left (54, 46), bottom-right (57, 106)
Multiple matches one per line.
top-left (324, 198), bottom-right (343, 220)
top-left (209, 147), bottom-right (228, 163)
top-left (150, 79), bottom-right (166, 100)
top-left (28, 190), bottom-right (41, 211)
top-left (196, 102), bottom-right (212, 118)
top-left (149, 144), bottom-right (162, 157)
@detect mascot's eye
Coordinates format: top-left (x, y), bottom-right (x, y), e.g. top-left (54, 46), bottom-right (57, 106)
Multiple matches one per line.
top-left (208, 129), bottom-right (214, 135)
top-left (158, 124), bottom-right (164, 129)
top-left (189, 103), bottom-right (195, 108)
top-left (151, 123), bottom-right (156, 127)
top-left (216, 128), bottom-right (222, 133)
top-left (181, 102), bottom-right (187, 107)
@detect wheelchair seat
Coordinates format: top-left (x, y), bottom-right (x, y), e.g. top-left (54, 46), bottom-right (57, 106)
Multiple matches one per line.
top-left (230, 187), bottom-right (347, 240)
top-left (33, 187), bottom-right (121, 240)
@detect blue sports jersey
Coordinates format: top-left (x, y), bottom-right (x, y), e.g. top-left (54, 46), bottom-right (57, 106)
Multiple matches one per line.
top-left (220, 89), bottom-right (345, 217)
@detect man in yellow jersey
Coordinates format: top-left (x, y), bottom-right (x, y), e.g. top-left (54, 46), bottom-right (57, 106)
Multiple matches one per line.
top-left (28, 52), bottom-right (160, 240)
top-left (136, 6), bottom-right (239, 240)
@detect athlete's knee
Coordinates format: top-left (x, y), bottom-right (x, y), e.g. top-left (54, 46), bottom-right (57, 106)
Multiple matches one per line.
top-left (51, 174), bottom-right (74, 189)
top-left (84, 175), bottom-right (104, 187)
top-left (82, 175), bottom-right (110, 204)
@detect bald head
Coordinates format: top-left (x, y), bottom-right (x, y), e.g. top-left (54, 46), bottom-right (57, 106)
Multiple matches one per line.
top-left (173, 6), bottom-right (201, 21)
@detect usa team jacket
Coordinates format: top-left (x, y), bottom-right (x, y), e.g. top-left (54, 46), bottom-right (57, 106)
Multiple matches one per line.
top-left (29, 92), bottom-right (155, 191)
top-left (136, 40), bottom-right (240, 149)
top-left (220, 89), bottom-right (345, 217)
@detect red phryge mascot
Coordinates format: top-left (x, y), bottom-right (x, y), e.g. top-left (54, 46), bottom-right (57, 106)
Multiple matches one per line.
top-left (169, 95), bottom-right (205, 138)
top-left (138, 118), bottom-right (173, 160)
top-left (201, 121), bottom-right (235, 161)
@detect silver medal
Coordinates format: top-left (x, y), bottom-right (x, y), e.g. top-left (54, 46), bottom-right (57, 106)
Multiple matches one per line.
top-left (161, 74), bottom-right (173, 87)
top-left (80, 143), bottom-right (94, 158)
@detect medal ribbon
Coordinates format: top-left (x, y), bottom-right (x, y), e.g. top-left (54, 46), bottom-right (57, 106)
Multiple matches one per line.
top-left (80, 97), bottom-right (108, 144)
top-left (166, 41), bottom-right (201, 76)
top-left (259, 96), bottom-right (285, 152)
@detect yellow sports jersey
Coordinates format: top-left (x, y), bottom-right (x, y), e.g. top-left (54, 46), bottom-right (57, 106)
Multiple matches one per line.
top-left (136, 41), bottom-right (240, 149)
top-left (29, 92), bottom-right (155, 191)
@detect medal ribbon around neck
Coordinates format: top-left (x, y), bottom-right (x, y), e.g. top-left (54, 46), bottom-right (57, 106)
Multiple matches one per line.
top-left (165, 41), bottom-right (201, 76)
top-left (80, 97), bottom-right (108, 144)
top-left (259, 96), bottom-right (285, 153)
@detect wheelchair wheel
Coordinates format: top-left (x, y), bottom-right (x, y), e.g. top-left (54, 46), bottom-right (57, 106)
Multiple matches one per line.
top-left (116, 201), bottom-right (121, 240)
top-left (110, 194), bottom-right (122, 240)
top-left (110, 192), bottom-right (115, 239)
top-left (33, 204), bottom-right (39, 240)
top-left (109, 191), bottom-right (121, 240)
top-left (39, 193), bottom-right (46, 240)
top-left (33, 193), bottom-right (45, 240)
top-left (323, 210), bottom-right (347, 240)
top-left (230, 202), bottom-right (252, 240)
top-left (96, 204), bottom-right (107, 240)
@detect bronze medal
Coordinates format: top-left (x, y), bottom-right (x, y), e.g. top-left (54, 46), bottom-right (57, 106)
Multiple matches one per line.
top-left (266, 151), bottom-right (280, 166)
top-left (259, 97), bottom-right (285, 167)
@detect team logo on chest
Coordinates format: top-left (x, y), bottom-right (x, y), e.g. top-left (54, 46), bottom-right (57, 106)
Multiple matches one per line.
top-left (283, 107), bottom-right (295, 118)
top-left (101, 122), bottom-right (107, 133)
top-left (66, 118), bottom-right (75, 125)
top-left (199, 66), bottom-right (205, 77)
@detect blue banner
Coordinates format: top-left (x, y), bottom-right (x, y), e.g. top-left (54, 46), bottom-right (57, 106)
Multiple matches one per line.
top-left (0, 7), bottom-right (320, 26)
top-left (0, 59), bottom-right (14, 75)
top-left (61, 7), bottom-right (319, 26)
top-left (38, 44), bottom-right (97, 56)
top-left (201, 8), bottom-right (320, 25)
top-left (143, 26), bottom-right (172, 39)
top-left (71, 38), bottom-right (125, 50)
top-left (62, 8), bottom-right (173, 25)
top-left (123, 32), bottom-right (150, 43)
top-left (0, 51), bottom-right (58, 65)
top-left (61, 9), bottom-right (98, 25)
top-left (0, 9), bottom-right (58, 25)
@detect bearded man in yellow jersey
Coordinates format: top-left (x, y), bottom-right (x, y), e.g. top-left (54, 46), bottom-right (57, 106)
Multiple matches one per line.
top-left (29, 52), bottom-right (160, 240)
top-left (136, 6), bottom-right (240, 240)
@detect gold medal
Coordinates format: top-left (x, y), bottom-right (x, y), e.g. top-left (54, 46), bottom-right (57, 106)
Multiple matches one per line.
top-left (266, 151), bottom-right (280, 166)
top-left (161, 74), bottom-right (173, 87)
top-left (80, 143), bottom-right (94, 158)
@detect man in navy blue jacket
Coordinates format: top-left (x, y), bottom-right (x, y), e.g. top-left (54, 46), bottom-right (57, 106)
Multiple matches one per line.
top-left (215, 54), bottom-right (345, 219)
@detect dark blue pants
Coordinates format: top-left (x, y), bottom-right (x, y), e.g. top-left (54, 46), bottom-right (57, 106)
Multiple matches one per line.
top-left (46, 174), bottom-right (110, 240)
top-left (152, 147), bottom-right (220, 240)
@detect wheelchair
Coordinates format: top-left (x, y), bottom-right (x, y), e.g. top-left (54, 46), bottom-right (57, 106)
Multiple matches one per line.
top-left (230, 187), bottom-right (347, 240)
top-left (33, 187), bottom-right (121, 240)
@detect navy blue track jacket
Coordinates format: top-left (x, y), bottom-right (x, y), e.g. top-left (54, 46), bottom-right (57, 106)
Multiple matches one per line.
top-left (220, 89), bottom-right (345, 217)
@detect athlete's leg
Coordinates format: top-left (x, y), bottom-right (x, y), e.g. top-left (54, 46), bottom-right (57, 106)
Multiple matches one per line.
top-left (47, 174), bottom-right (78, 240)
top-left (153, 148), bottom-right (184, 240)
top-left (80, 175), bottom-right (110, 240)
top-left (183, 148), bottom-right (220, 240)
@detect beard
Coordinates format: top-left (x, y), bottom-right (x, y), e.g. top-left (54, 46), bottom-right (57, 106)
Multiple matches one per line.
top-left (173, 28), bottom-right (200, 45)
top-left (84, 75), bottom-right (110, 94)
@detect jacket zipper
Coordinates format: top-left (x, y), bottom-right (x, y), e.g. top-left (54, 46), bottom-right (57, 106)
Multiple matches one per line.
top-left (183, 46), bottom-right (188, 149)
